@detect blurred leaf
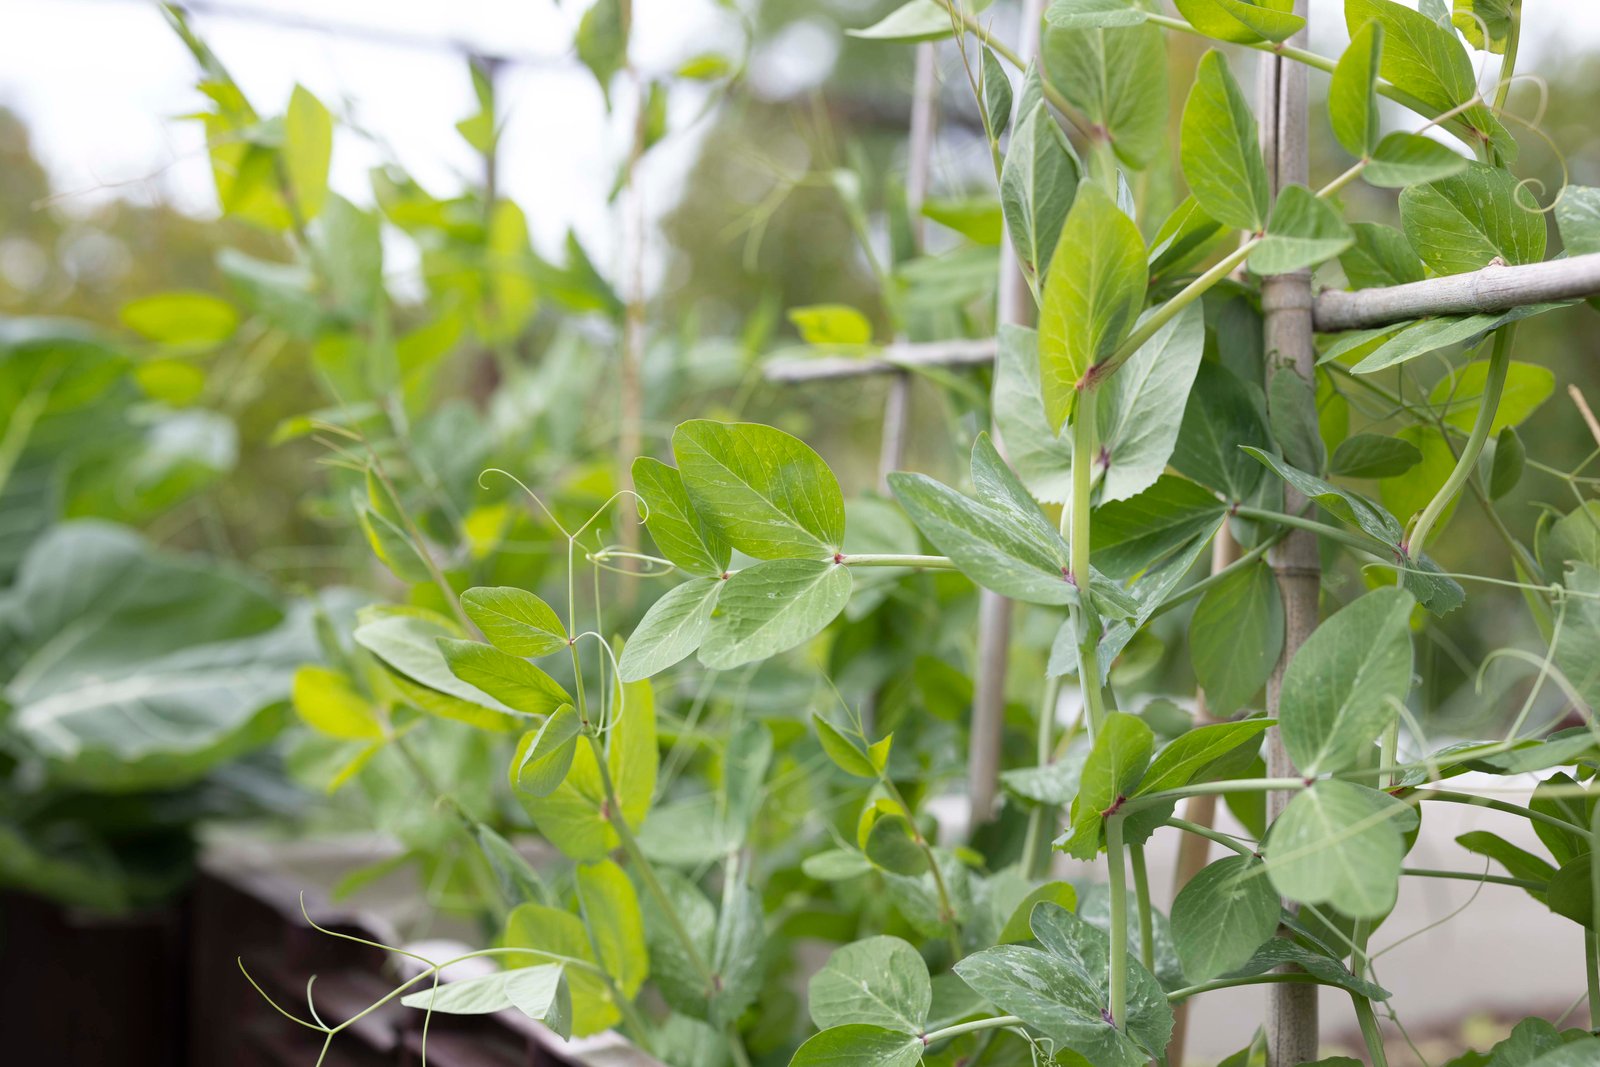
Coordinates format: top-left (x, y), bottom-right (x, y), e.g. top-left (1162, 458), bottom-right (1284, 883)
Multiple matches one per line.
top-left (120, 291), bottom-right (238, 346)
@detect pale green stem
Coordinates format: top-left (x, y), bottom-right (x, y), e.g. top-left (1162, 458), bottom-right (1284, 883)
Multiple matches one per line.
top-left (1419, 789), bottom-right (1593, 841)
top-left (1407, 325), bottom-right (1515, 559)
top-left (922, 1015), bottom-right (1027, 1043)
top-left (1021, 673), bottom-right (1065, 879)
top-left (840, 553), bottom-right (958, 569)
top-left (882, 776), bottom-right (964, 958)
top-left (1130, 843), bottom-right (1155, 973)
top-left (1167, 972), bottom-right (1324, 1002)
top-left (1590, 799), bottom-right (1600, 1029)
top-left (1232, 504), bottom-right (1388, 556)
top-left (1353, 993), bottom-right (1391, 1067)
top-left (1401, 867), bottom-right (1543, 892)
top-left (1106, 816), bottom-right (1130, 1032)
top-left (1070, 392), bottom-right (1109, 736)
top-left (1167, 816), bottom-right (1255, 857)
top-left (1099, 239), bottom-right (1259, 381)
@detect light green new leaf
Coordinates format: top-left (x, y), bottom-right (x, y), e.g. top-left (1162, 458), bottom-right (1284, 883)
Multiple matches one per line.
top-left (1136, 719), bottom-right (1273, 797)
top-left (1174, 0), bottom-right (1305, 44)
top-left (284, 85), bottom-right (332, 222)
top-left (673, 420), bottom-right (845, 559)
top-left (503, 904), bottom-right (616, 1035)
top-left (789, 1025), bottom-right (923, 1067)
top-left (1556, 186), bottom-right (1600, 255)
top-left (618, 577), bottom-right (722, 681)
top-left (1060, 711), bottom-right (1153, 859)
top-left (998, 881), bottom-right (1080, 943)
top-left (1046, 0), bottom-right (1149, 28)
top-left (576, 0), bottom-right (625, 102)
top-left (632, 457), bottom-right (730, 577)
top-left (354, 613), bottom-right (524, 731)
top-left (1330, 21), bottom-right (1383, 157)
top-left (1400, 162), bottom-right (1547, 276)
top-left (461, 586), bottom-right (568, 658)
top-left (399, 964), bottom-right (568, 1021)
top-left (1430, 359), bottom-right (1555, 435)
top-left (978, 48), bottom-right (1012, 141)
top-left (1267, 779), bottom-right (1410, 919)
top-left (438, 639), bottom-right (571, 717)
top-left (1042, 22), bottom-right (1168, 168)
top-left (808, 936), bottom-right (930, 1033)
top-left (1279, 587), bottom-right (1415, 776)
top-left (1182, 50), bottom-right (1270, 233)
top-left (1249, 184), bottom-right (1354, 275)
top-left (1172, 855), bottom-right (1280, 982)
top-left (954, 904), bottom-right (1171, 1067)
top-left (813, 715), bottom-right (879, 779)
top-left (864, 813), bottom-right (927, 876)
top-left (512, 704), bottom-right (580, 796)
top-left (849, 0), bottom-right (994, 41)
top-left (1189, 560), bottom-right (1283, 717)
top-left (698, 559), bottom-right (851, 669)
top-left (576, 859), bottom-right (649, 997)
top-left (1000, 104), bottom-right (1081, 283)
top-left (1037, 182), bottom-right (1148, 430)
top-left (120, 291), bottom-right (239, 346)
top-left (789, 304), bottom-right (873, 347)
top-left (1364, 131), bottom-right (1468, 187)
top-left (292, 665), bottom-right (380, 740)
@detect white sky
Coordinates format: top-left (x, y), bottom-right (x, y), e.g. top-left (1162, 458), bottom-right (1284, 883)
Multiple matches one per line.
top-left (3, 0), bottom-right (1599, 280)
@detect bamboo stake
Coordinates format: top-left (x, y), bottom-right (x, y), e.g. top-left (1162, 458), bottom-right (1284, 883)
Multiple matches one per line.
top-left (1312, 252), bottom-right (1600, 330)
top-left (1260, 6), bottom-right (1320, 1063)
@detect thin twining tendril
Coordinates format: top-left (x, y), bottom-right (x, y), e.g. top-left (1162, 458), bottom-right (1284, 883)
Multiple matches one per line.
top-left (573, 631), bottom-right (627, 736)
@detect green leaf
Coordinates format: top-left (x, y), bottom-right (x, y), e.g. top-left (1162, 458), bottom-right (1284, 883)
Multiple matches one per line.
top-left (673, 420), bottom-right (845, 559)
top-left (353, 614), bottom-right (524, 731)
top-left (1181, 50), bottom-right (1271, 233)
top-left (1430, 359), bottom-right (1555, 435)
top-left (1000, 104), bottom-right (1081, 284)
top-left (503, 905), bottom-right (616, 1035)
top-left (1173, 362), bottom-right (1270, 501)
top-left (1244, 448), bottom-right (1403, 545)
top-left (1046, 0), bottom-right (1148, 28)
top-left (460, 586), bottom-right (568, 658)
top-left (1350, 310), bottom-right (1512, 373)
top-left (848, 0), bottom-right (994, 41)
top-left (576, 0), bottom-right (626, 102)
top-left (1400, 163), bottom-right (1547, 276)
top-left (808, 936), bottom-right (930, 1033)
top-left (1452, 0), bottom-right (1514, 52)
top-left (1223, 937), bottom-right (1389, 999)
top-left (292, 665), bottom-right (380, 740)
top-left (576, 859), bottom-right (649, 998)
top-left (1279, 587), bottom-right (1415, 776)
top-left (1173, 0), bottom-right (1305, 43)
top-left (1267, 779), bottom-right (1410, 918)
top-left (1364, 131), bottom-right (1468, 187)
top-left (120, 291), bottom-right (238, 346)
top-left (438, 639), bottom-right (572, 717)
top-left (1249, 184), bottom-right (1354, 275)
top-left (1172, 856), bottom-right (1281, 982)
top-left (359, 506), bottom-right (431, 584)
top-left (619, 577), bottom-right (722, 681)
top-left (1037, 182), bottom-right (1148, 430)
top-left (1137, 720), bottom-right (1273, 797)
top-left (1189, 560), bottom-right (1283, 716)
top-left (698, 559), bottom-right (850, 669)
top-left (1089, 475), bottom-right (1228, 580)
top-left (1330, 21), bottom-right (1383, 157)
top-left (814, 715), bottom-right (879, 778)
top-left (1096, 302), bottom-right (1206, 502)
top-left (1329, 433), bottom-right (1424, 478)
top-left (789, 1025), bottom-right (923, 1067)
top-left (1556, 186), bottom-right (1600, 255)
top-left (954, 904), bottom-right (1172, 1067)
top-left (978, 48), bottom-right (1013, 140)
top-left (399, 964), bottom-right (568, 1019)
top-left (284, 85), bottom-right (332, 222)
top-left (993, 325), bottom-right (1075, 503)
top-left (1489, 426), bottom-right (1525, 498)
top-left (1041, 22), bottom-right (1168, 168)
top-left (633, 457), bottom-right (731, 577)
top-left (1150, 196), bottom-right (1227, 282)
top-left (864, 813), bottom-right (927, 876)
top-left (1345, 0), bottom-right (1512, 159)
top-left (998, 881), bottom-right (1080, 943)
top-left (1341, 222), bottom-right (1427, 288)
top-left (512, 704), bottom-right (581, 796)
top-left (1059, 711), bottom-right (1153, 859)
top-left (1455, 830), bottom-right (1554, 901)
top-left (789, 304), bottom-right (873, 347)
top-left (1525, 1039), bottom-right (1600, 1066)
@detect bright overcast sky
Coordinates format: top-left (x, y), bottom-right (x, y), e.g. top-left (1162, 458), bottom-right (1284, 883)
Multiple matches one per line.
top-left (3, 0), bottom-right (1599, 271)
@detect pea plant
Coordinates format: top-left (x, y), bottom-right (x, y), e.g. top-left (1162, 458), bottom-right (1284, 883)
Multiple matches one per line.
top-left (245, 0), bottom-right (1600, 1065)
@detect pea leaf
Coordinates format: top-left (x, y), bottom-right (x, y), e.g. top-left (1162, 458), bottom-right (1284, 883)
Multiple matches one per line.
top-left (1266, 779), bottom-right (1411, 919)
top-left (1249, 184), bottom-right (1354, 276)
top-left (1341, 222), bottom-right (1427, 288)
top-left (1041, 22), bottom-right (1168, 169)
top-left (789, 304), bottom-right (873, 347)
top-left (618, 577), bottom-right (722, 681)
top-left (1430, 359), bottom-right (1555, 435)
top-left (1181, 50), bottom-right (1270, 233)
top-left (1556, 186), bottom-right (1600, 255)
top-left (575, 859), bottom-right (649, 998)
top-left (864, 812), bottom-right (928, 876)
top-left (120, 291), bottom-right (239, 346)
top-left (1059, 711), bottom-right (1153, 859)
top-left (354, 614), bottom-right (525, 731)
top-left (292, 665), bottom-right (380, 740)
top-left (438, 638), bottom-right (572, 717)
top-left (1222, 937), bottom-right (1389, 999)
top-left (1489, 426), bottom-right (1526, 498)
top-left (1189, 560), bottom-right (1284, 717)
top-left (1330, 21), bottom-right (1383, 157)
top-left (632, 457), bottom-right (730, 576)
top-left (1455, 830), bottom-right (1555, 902)
top-left (1365, 131), bottom-right (1468, 187)
top-left (1173, 0), bottom-right (1305, 43)
top-left (1045, 0), bottom-right (1149, 29)
top-left (953, 903), bottom-right (1172, 1067)
top-left (399, 964), bottom-right (569, 1022)
top-left (673, 420), bottom-right (845, 559)
top-left (813, 714), bottom-right (880, 779)
top-left (502, 904), bottom-right (616, 1035)
top-left (511, 704), bottom-right (581, 796)
top-left (789, 1025), bottom-right (923, 1067)
top-left (1096, 302), bottom-right (1207, 503)
top-left (1329, 433), bottom-right (1423, 478)
top-left (1172, 856), bottom-right (1281, 982)
top-left (461, 586), bottom-right (568, 658)
top-left (808, 936), bottom-right (930, 1033)
top-left (1037, 182), bottom-right (1148, 430)
top-left (1089, 475), bottom-right (1228, 580)
top-left (998, 881), bottom-right (1081, 943)
top-left (1173, 361), bottom-right (1270, 501)
top-left (1150, 195), bottom-right (1228, 283)
top-left (1243, 448), bottom-right (1404, 545)
top-left (284, 85), bottom-right (332, 223)
top-left (1136, 718), bottom-right (1274, 796)
top-left (1400, 163), bottom-right (1547, 276)
top-left (1000, 104), bottom-right (1081, 284)
top-left (699, 559), bottom-right (851, 669)
top-left (1279, 587), bottom-right (1415, 776)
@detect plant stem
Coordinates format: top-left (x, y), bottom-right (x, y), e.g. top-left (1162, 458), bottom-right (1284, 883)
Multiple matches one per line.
top-left (1233, 505), bottom-right (1388, 556)
top-left (1147, 530), bottom-right (1284, 622)
top-left (922, 1015), bottom-right (1027, 1043)
top-left (1407, 325), bottom-right (1515, 559)
top-left (1021, 673), bottom-right (1064, 878)
top-left (1167, 816), bottom-right (1256, 857)
top-left (840, 553), bottom-right (957, 569)
top-left (1166, 972), bottom-right (1325, 1002)
top-left (930, 0), bottom-right (1091, 135)
top-left (1106, 816), bottom-right (1130, 1032)
top-left (1400, 867), bottom-right (1544, 892)
top-left (1124, 778), bottom-right (1311, 815)
top-left (587, 734), bottom-right (717, 996)
top-left (881, 776), bottom-right (964, 957)
top-left (1070, 392), bottom-right (1109, 736)
top-left (1352, 993), bottom-right (1391, 1067)
top-left (1417, 789), bottom-right (1593, 840)
top-left (1130, 842), bottom-right (1155, 972)
top-left (1101, 239), bottom-right (1260, 379)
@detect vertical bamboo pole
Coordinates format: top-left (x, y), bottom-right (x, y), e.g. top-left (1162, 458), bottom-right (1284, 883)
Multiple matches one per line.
top-left (969, 0), bottom-right (1044, 827)
top-left (1260, 3), bottom-right (1320, 1063)
top-left (616, 0), bottom-right (647, 593)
